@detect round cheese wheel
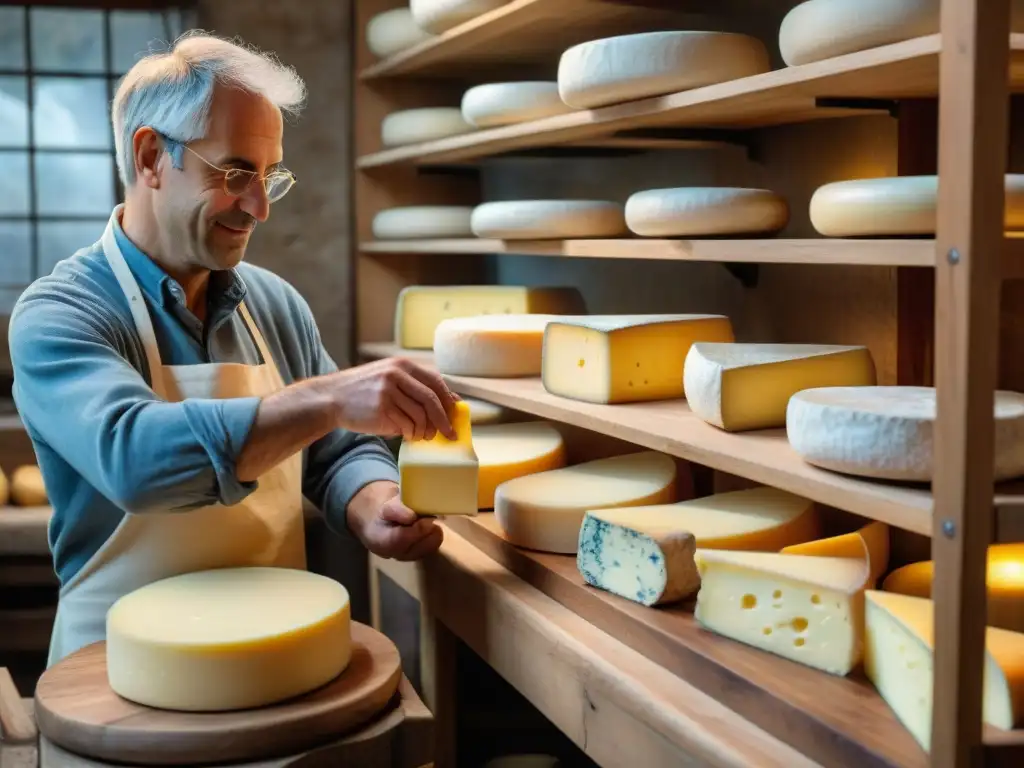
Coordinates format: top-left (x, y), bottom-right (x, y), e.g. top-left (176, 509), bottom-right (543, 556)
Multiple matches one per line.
top-left (10, 465), bottom-right (47, 506)
top-left (106, 567), bottom-right (352, 712)
top-left (810, 174), bottom-right (1024, 236)
top-left (464, 396), bottom-right (510, 424)
top-left (625, 187), bottom-right (789, 237)
top-left (371, 206), bottom-right (474, 239)
top-left (558, 31), bottom-right (771, 110)
top-left (787, 386), bottom-right (1024, 481)
top-left (461, 82), bottom-right (573, 127)
top-left (0, 467), bottom-right (8, 506)
top-left (410, 0), bottom-right (509, 34)
top-left (381, 108), bottom-right (475, 147)
top-left (366, 8), bottom-right (434, 58)
top-left (474, 421), bottom-right (567, 509)
top-left (434, 314), bottom-right (564, 377)
top-left (471, 200), bottom-right (627, 239)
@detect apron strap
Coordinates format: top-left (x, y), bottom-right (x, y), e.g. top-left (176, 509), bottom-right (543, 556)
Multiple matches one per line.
top-left (236, 301), bottom-right (277, 372)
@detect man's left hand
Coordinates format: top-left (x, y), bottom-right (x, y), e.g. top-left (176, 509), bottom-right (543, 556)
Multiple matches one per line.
top-left (346, 480), bottom-right (443, 561)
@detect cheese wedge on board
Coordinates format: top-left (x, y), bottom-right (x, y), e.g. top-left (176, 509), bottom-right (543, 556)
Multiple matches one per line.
top-left (782, 520), bottom-right (890, 584)
top-left (542, 314), bottom-right (734, 404)
top-left (371, 206), bottom-right (474, 240)
top-left (366, 8), bottom-right (434, 58)
top-left (474, 421), bottom-right (567, 509)
top-left (625, 187), bottom-right (789, 237)
top-left (381, 107), bottom-right (475, 147)
top-left (435, 314), bottom-right (567, 377)
top-left (470, 200), bottom-right (628, 240)
top-left (398, 400), bottom-right (479, 516)
top-left (461, 82), bottom-right (574, 127)
top-left (684, 342), bottom-right (877, 431)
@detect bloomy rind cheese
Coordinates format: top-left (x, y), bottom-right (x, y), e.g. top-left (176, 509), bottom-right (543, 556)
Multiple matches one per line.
top-left (470, 200), bottom-right (627, 240)
top-left (782, 520), bottom-right (890, 584)
top-left (381, 108), bottom-right (475, 147)
top-left (371, 206), bottom-right (474, 240)
top-left (434, 314), bottom-right (581, 377)
top-left (398, 400), bottom-right (479, 516)
top-left (366, 8), bottom-right (434, 58)
top-left (625, 187), bottom-right (789, 237)
top-left (410, 0), bottom-right (509, 34)
top-left (461, 82), bottom-right (574, 127)
top-left (474, 421), bottom-right (567, 509)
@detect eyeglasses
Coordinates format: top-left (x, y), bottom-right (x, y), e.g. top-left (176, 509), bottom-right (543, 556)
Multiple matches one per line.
top-left (159, 133), bottom-right (297, 203)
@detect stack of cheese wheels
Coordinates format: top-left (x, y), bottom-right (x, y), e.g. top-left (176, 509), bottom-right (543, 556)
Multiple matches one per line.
top-left (625, 187), bottom-right (789, 237)
top-left (461, 82), bottom-right (574, 127)
top-left (558, 31), bottom-right (771, 109)
top-left (471, 200), bottom-right (627, 239)
top-left (381, 107), bottom-right (475, 147)
top-left (366, 8), bottom-right (434, 58)
top-left (371, 206), bottom-right (474, 239)
top-left (410, 0), bottom-right (509, 33)
top-left (433, 313), bottom-right (573, 376)
top-left (473, 421), bottom-right (567, 509)
top-left (810, 174), bottom-right (1024, 237)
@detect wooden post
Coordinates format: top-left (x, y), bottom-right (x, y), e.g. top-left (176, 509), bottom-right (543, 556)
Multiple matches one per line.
top-left (931, 0), bottom-right (1011, 765)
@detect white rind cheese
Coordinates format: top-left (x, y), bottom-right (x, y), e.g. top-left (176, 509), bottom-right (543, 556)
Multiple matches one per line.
top-left (410, 0), bottom-right (509, 34)
top-left (625, 187), bottom-right (789, 237)
top-left (461, 82), bottom-right (574, 127)
top-left (371, 206), bottom-right (474, 239)
top-left (366, 8), bottom-right (434, 58)
top-left (381, 107), bottom-right (475, 147)
top-left (471, 200), bottom-right (627, 239)
top-left (434, 314), bottom-right (576, 376)
top-left (558, 31), bottom-right (771, 110)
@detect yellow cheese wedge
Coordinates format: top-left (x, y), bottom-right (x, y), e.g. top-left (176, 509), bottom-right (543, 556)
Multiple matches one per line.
top-left (495, 451), bottom-right (678, 554)
top-left (398, 400), bottom-right (479, 516)
top-left (474, 422), bottom-right (567, 509)
top-left (10, 465), bottom-right (47, 506)
top-left (106, 567), bottom-right (351, 712)
top-left (864, 590), bottom-right (1024, 751)
top-left (464, 396), bottom-right (510, 425)
top-left (782, 520), bottom-right (890, 584)
top-left (882, 543), bottom-right (1024, 634)
top-left (394, 285), bottom-right (585, 349)
top-left (542, 314), bottom-right (735, 404)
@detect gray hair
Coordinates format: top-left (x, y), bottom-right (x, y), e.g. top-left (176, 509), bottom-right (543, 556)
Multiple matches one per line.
top-left (111, 30), bottom-right (307, 186)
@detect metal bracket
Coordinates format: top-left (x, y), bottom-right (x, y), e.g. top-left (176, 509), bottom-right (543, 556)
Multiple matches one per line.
top-left (814, 97), bottom-right (900, 118)
top-left (723, 263), bottom-right (759, 288)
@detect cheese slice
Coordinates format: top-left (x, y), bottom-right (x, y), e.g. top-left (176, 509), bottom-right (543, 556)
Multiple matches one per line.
top-left (787, 386), bottom-right (1024, 481)
top-left (864, 590), bottom-right (1024, 751)
top-left (782, 521), bottom-right (890, 584)
top-left (684, 342), bottom-right (877, 432)
top-left (10, 465), bottom-right (47, 507)
top-left (470, 200), bottom-right (627, 240)
top-left (410, 0), bottom-right (508, 34)
top-left (625, 187), bottom-right (789, 237)
top-left (694, 547), bottom-right (871, 675)
top-left (435, 314), bottom-right (569, 377)
top-left (495, 451), bottom-right (677, 554)
top-left (542, 314), bottom-right (734, 404)
top-left (578, 486), bottom-right (821, 606)
top-left (371, 206), bottom-right (474, 240)
top-left (106, 567), bottom-right (351, 712)
top-left (461, 82), bottom-right (574, 127)
top-left (366, 7), bottom-right (434, 58)
top-left (882, 544), bottom-right (1024, 634)
top-left (394, 285), bottom-right (585, 349)
top-left (810, 175), bottom-right (1024, 237)
top-left (464, 396), bottom-right (510, 424)
top-left (398, 399), bottom-right (479, 516)
top-left (474, 421), bottom-right (566, 509)
top-left (381, 107), bottom-right (475, 147)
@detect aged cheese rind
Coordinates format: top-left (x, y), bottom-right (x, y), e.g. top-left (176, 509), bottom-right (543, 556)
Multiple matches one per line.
top-left (381, 107), bottom-right (475, 147)
top-left (366, 8), bottom-right (434, 58)
top-left (434, 314), bottom-right (575, 377)
top-left (398, 400), bottom-right (479, 516)
top-left (461, 82), bottom-right (574, 127)
top-left (371, 206), bottom-right (474, 240)
top-left (625, 187), bottom-right (789, 237)
top-left (474, 421), bottom-right (567, 509)
top-left (782, 520), bottom-right (890, 584)
top-left (410, 0), bottom-right (509, 34)
top-left (470, 200), bottom-right (627, 240)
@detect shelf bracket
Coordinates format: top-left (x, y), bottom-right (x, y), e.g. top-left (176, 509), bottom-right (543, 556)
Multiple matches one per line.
top-left (722, 263), bottom-right (759, 288)
top-left (814, 97), bottom-right (900, 118)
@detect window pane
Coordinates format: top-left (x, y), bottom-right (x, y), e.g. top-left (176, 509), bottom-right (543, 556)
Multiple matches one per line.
top-left (0, 221), bottom-right (32, 287)
top-left (34, 153), bottom-right (115, 216)
top-left (0, 287), bottom-right (26, 315)
top-left (0, 152), bottom-right (30, 215)
top-left (0, 77), bottom-right (29, 148)
top-left (0, 8), bottom-right (27, 70)
top-left (30, 8), bottom-right (106, 74)
top-left (112, 11), bottom-right (168, 74)
top-left (33, 77), bottom-right (112, 150)
top-left (37, 219), bottom-right (106, 275)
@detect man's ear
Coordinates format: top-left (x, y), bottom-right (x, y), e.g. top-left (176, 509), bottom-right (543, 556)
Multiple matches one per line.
top-left (133, 127), bottom-right (163, 189)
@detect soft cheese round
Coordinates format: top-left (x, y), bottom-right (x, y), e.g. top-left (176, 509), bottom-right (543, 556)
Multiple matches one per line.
top-left (625, 187), bottom-right (789, 237)
top-left (371, 206), bottom-right (474, 239)
top-left (381, 107), bottom-right (475, 147)
top-left (787, 386), bottom-right (1024, 481)
top-left (106, 567), bottom-right (352, 712)
top-left (474, 421), bottom-right (567, 509)
top-left (461, 81), bottom-right (573, 127)
top-left (366, 8), bottom-right (434, 58)
top-left (558, 31), bottom-right (771, 110)
top-left (410, 0), bottom-right (509, 34)
top-left (471, 200), bottom-right (627, 239)
top-left (434, 313), bottom-right (569, 376)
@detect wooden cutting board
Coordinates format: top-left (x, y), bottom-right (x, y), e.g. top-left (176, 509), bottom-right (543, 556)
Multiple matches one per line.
top-left (33, 622), bottom-right (403, 766)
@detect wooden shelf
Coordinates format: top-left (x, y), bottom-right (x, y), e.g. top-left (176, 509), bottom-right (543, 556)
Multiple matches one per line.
top-left (0, 507), bottom-right (52, 557)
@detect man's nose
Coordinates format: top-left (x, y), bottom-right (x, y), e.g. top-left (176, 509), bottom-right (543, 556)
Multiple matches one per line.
top-left (239, 179), bottom-right (271, 222)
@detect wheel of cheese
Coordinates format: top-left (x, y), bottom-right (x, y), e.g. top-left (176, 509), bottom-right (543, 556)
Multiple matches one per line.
top-left (474, 421), bottom-right (567, 509)
top-left (461, 82), bottom-right (573, 127)
top-left (0, 467), bottom-right (8, 506)
top-left (371, 206), bottom-right (474, 239)
top-left (410, 0), bottom-right (509, 34)
top-left (10, 465), bottom-right (47, 506)
top-left (381, 108), bottom-right (475, 147)
top-left (434, 314), bottom-right (570, 377)
top-left (625, 187), bottom-right (789, 237)
top-left (558, 31), bottom-right (771, 110)
top-left (106, 567), bottom-right (352, 712)
top-left (464, 396), bottom-right (510, 424)
top-left (786, 386), bottom-right (1024, 481)
top-left (471, 200), bottom-right (627, 240)
top-left (366, 8), bottom-right (434, 58)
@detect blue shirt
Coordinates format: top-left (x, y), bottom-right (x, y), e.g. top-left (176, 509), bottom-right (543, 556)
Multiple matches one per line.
top-left (8, 215), bottom-right (399, 586)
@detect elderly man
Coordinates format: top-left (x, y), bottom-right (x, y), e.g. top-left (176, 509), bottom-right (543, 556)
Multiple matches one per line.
top-left (8, 32), bottom-right (455, 666)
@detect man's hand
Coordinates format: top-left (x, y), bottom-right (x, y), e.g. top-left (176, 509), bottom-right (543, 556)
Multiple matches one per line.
top-left (347, 480), bottom-right (443, 561)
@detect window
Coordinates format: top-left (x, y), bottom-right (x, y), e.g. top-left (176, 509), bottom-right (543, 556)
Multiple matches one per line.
top-left (0, 4), bottom-right (194, 313)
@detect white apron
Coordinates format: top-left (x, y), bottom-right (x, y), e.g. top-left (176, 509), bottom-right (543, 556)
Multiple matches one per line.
top-left (46, 209), bottom-right (307, 667)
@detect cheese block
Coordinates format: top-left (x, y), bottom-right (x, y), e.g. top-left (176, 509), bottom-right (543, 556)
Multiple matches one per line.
top-left (10, 465), bottom-right (47, 506)
top-left (558, 31), bottom-right (771, 110)
top-left (394, 285), bottom-right (585, 349)
top-left (410, 0), bottom-right (508, 34)
top-left (625, 188), bottom-right (789, 237)
top-left (106, 567), bottom-right (351, 711)
top-left (864, 590), bottom-right (1024, 751)
top-left (464, 396), bottom-right (510, 424)
top-left (435, 314), bottom-right (568, 377)
top-left (495, 451), bottom-right (677, 554)
top-left (542, 314), bottom-right (734, 404)
top-left (810, 175), bottom-right (1024, 236)
top-left (461, 82), bottom-right (574, 127)
top-left (371, 206), bottom-right (474, 240)
top-left (578, 486), bottom-right (821, 606)
top-left (684, 342), bottom-right (877, 432)
top-left (366, 8), bottom-right (434, 58)
top-left (470, 200), bottom-right (628, 240)
top-left (381, 107), bottom-right (475, 147)
top-left (694, 546), bottom-right (871, 675)
top-left (787, 386), bottom-right (1024, 481)
top-left (398, 399), bottom-right (478, 516)
top-left (881, 544), bottom-right (1024, 634)
top-left (782, 521), bottom-right (889, 584)
top-left (474, 421), bottom-right (567, 509)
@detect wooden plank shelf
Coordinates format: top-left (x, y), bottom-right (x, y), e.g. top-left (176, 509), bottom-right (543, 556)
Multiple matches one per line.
top-left (0, 507), bottom-right (52, 557)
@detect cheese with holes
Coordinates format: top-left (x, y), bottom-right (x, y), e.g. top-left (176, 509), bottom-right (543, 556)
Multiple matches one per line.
top-left (782, 521), bottom-right (889, 584)
top-left (881, 544), bottom-right (1024, 634)
top-left (865, 590), bottom-right (1024, 751)
top-left (694, 548), bottom-right (870, 675)
top-left (464, 396), bottom-right (510, 424)
top-left (394, 285), bottom-right (585, 349)
top-left (558, 31), bottom-right (770, 110)
top-left (787, 386), bottom-right (1024, 481)
top-left (435, 314), bottom-right (564, 376)
top-left (372, 206), bottom-right (474, 240)
top-left (470, 200), bottom-right (627, 239)
top-left (625, 187), bottom-right (789, 237)
top-left (106, 567), bottom-right (351, 711)
top-left (10, 465), bottom-right (47, 506)
top-left (474, 422), bottom-right (567, 509)
top-left (684, 342), bottom-right (877, 432)
top-left (810, 175), bottom-right (1024, 236)
top-left (381, 108), bottom-right (475, 147)
top-left (461, 82), bottom-right (574, 127)
top-left (410, 0), bottom-right (509, 34)
top-left (398, 400), bottom-right (478, 516)
top-left (578, 486), bottom-right (821, 606)
top-left (542, 314), bottom-right (734, 404)
top-left (366, 8), bottom-right (433, 58)
top-left (495, 451), bottom-right (677, 553)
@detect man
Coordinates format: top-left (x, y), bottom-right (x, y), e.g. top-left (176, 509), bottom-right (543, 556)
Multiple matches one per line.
top-left (7, 32), bottom-right (455, 666)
